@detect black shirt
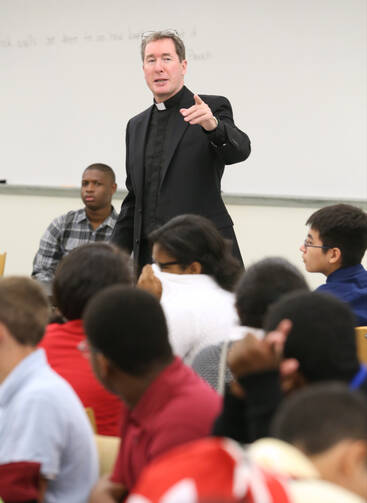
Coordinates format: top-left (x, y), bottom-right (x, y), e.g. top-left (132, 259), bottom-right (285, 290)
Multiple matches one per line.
top-left (142, 86), bottom-right (187, 236)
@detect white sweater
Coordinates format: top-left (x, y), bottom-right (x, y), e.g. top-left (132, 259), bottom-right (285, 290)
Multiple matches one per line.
top-left (153, 266), bottom-right (239, 365)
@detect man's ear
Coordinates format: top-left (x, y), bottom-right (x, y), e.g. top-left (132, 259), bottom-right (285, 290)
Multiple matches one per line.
top-left (0, 322), bottom-right (10, 344)
top-left (95, 352), bottom-right (114, 380)
top-left (328, 247), bottom-right (342, 265)
top-left (280, 367), bottom-right (306, 394)
top-left (187, 261), bottom-right (202, 274)
top-left (111, 183), bottom-right (117, 195)
top-left (339, 440), bottom-right (367, 477)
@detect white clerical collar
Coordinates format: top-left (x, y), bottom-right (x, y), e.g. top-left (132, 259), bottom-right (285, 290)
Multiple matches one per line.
top-left (155, 102), bottom-right (166, 111)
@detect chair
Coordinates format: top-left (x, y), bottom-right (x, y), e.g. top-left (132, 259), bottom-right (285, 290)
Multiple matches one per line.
top-left (95, 435), bottom-right (121, 475)
top-left (0, 252), bottom-right (6, 276)
top-left (85, 407), bottom-right (97, 434)
top-left (355, 326), bottom-right (367, 364)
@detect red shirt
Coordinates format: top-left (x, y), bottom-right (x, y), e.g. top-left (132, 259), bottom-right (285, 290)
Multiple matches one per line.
top-left (111, 357), bottom-right (222, 490)
top-left (127, 437), bottom-right (291, 503)
top-left (40, 320), bottom-right (122, 436)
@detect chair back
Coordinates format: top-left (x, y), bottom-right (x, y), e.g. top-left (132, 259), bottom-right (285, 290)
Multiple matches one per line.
top-left (95, 435), bottom-right (121, 475)
top-left (85, 407), bottom-right (97, 433)
top-left (0, 252), bottom-right (6, 276)
top-left (355, 326), bottom-right (367, 364)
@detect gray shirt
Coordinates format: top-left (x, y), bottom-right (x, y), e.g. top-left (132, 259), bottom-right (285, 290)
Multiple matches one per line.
top-left (0, 349), bottom-right (98, 502)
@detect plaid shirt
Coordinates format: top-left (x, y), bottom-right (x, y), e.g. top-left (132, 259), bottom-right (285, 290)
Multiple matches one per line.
top-left (32, 207), bottom-right (118, 283)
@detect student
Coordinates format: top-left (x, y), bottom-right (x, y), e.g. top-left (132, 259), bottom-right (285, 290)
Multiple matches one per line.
top-left (138, 214), bottom-right (241, 364)
top-left (192, 257), bottom-right (309, 390)
top-left (40, 242), bottom-right (133, 436)
top-left (300, 203), bottom-right (367, 325)
top-left (264, 291), bottom-right (366, 389)
top-left (213, 291), bottom-right (367, 443)
top-left (0, 277), bottom-right (98, 501)
top-left (251, 382), bottom-right (367, 501)
top-left (127, 383), bottom-right (367, 502)
top-left (83, 285), bottom-right (221, 501)
top-left (32, 163), bottom-right (117, 285)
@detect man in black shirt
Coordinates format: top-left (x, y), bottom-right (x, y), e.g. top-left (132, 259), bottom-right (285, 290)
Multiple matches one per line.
top-left (112, 30), bottom-right (251, 272)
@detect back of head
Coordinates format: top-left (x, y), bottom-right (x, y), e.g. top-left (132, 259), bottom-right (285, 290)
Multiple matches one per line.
top-left (149, 214), bottom-right (241, 291)
top-left (53, 242), bottom-right (133, 320)
top-left (264, 291), bottom-right (359, 383)
top-left (83, 285), bottom-right (173, 376)
top-left (306, 204), bottom-right (367, 267)
top-left (271, 382), bottom-right (367, 455)
top-left (236, 257), bottom-right (309, 328)
top-left (0, 276), bottom-right (49, 346)
top-left (83, 163), bottom-right (116, 184)
top-left (264, 292), bottom-right (359, 382)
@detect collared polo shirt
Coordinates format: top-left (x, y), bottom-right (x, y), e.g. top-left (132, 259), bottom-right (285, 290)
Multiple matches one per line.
top-left (0, 349), bottom-right (98, 502)
top-left (316, 264), bottom-right (367, 325)
top-left (111, 357), bottom-right (221, 490)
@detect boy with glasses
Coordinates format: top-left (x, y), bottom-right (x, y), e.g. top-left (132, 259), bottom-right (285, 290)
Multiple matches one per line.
top-left (300, 203), bottom-right (367, 325)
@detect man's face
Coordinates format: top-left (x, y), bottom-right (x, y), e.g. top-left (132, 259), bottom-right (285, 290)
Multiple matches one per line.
top-left (300, 227), bottom-right (332, 275)
top-left (143, 38), bottom-right (187, 103)
top-left (81, 169), bottom-right (116, 211)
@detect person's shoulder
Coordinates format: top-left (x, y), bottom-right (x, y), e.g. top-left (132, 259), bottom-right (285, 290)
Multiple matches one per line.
top-left (128, 105), bottom-right (153, 126)
top-left (48, 208), bottom-right (83, 229)
top-left (163, 363), bottom-right (221, 411)
top-left (199, 94), bottom-right (230, 106)
top-left (315, 282), bottom-right (328, 291)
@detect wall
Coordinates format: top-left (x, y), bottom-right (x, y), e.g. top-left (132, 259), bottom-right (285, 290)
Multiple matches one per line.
top-left (3, 188), bottom-right (366, 290)
top-left (1, 0), bottom-right (366, 198)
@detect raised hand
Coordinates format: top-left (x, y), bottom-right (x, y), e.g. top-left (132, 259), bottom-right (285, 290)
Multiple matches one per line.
top-left (180, 94), bottom-right (218, 131)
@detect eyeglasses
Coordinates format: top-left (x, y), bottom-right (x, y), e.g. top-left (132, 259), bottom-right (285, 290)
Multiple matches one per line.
top-left (303, 239), bottom-right (330, 249)
top-left (141, 29), bottom-right (180, 41)
top-left (153, 260), bottom-right (181, 270)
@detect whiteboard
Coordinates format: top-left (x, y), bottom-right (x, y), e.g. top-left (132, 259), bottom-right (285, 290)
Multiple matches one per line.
top-left (1, 0), bottom-right (366, 199)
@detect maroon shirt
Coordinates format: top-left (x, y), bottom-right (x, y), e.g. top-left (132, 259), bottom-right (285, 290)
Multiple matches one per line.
top-left (111, 357), bottom-right (221, 490)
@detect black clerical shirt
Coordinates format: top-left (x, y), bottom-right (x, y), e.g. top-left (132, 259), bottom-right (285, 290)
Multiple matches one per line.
top-left (142, 86), bottom-right (186, 237)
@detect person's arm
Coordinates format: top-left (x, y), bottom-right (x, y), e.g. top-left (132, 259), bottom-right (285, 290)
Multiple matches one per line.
top-left (31, 217), bottom-right (64, 282)
top-left (213, 322), bottom-right (295, 442)
top-left (111, 124), bottom-right (135, 253)
top-left (137, 265), bottom-right (163, 299)
top-left (180, 94), bottom-right (251, 165)
top-left (38, 477), bottom-right (48, 503)
top-left (89, 475), bottom-right (126, 503)
top-left (212, 383), bottom-right (250, 443)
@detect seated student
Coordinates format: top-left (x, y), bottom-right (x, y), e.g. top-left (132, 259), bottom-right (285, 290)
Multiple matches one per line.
top-left (83, 285), bottom-right (222, 501)
top-left (32, 163), bottom-right (118, 286)
top-left (0, 277), bottom-right (98, 501)
top-left (126, 437), bottom-right (292, 503)
top-left (214, 291), bottom-right (367, 443)
top-left (40, 242), bottom-right (133, 436)
top-left (251, 382), bottom-right (367, 502)
top-left (192, 257), bottom-right (309, 391)
top-left (138, 214), bottom-right (241, 364)
top-left (300, 203), bottom-right (367, 325)
top-left (128, 384), bottom-right (367, 503)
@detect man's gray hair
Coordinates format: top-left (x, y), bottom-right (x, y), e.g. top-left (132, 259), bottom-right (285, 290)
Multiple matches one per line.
top-left (141, 30), bottom-right (186, 62)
